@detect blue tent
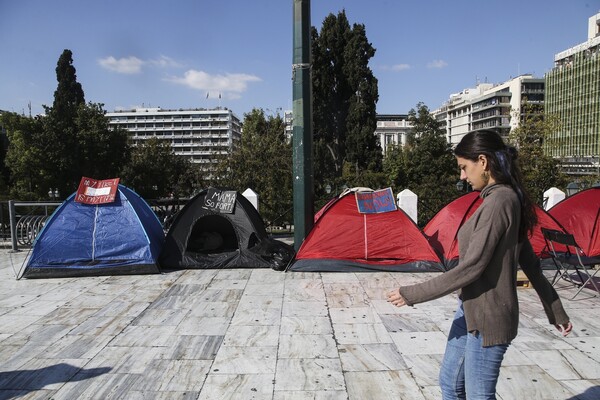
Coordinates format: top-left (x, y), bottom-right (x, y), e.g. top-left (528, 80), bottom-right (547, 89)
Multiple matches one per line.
top-left (21, 185), bottom-right (164, 278)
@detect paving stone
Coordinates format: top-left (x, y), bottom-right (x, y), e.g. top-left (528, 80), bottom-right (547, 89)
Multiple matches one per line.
top-left (0, 250), bottom-right (598, 399)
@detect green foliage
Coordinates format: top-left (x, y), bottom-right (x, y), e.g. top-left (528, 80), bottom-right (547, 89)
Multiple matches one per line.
top-left (2, 50), bottom-right (133, 200)
top-left (40, 49), bottom-right (87, 195)
top-left (179, 163), bottom-right (210, 197)
top-left (340, 161), bottom-right (387, 191)
top-left (50, 49), bottom-right (85, 125)
top-left (574, 175), bottom-right (600, 191)
top-left (403, 103), bottom-right (460, 225)
top-left (3, 103), bottom-right (133, 200)
top-left (2, 49), bottom-right (205, 201)
top-left (508, 103), bottom-right (567, 205)
top-left (120, 137), bottom-right (191, 199)
top-left (75, 102), bottom-right (130, 181)
top-left (311, 11), bottom-right (381, 189)
top-left (383, 144), bottom-right (407, 190)
top-left (2, 112), bottom-right (47, 199)
top-left (212, 109), bottom-right (292, 225)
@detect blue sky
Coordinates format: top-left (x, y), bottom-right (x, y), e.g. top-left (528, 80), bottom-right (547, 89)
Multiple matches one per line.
top-left (1, 0), bottom-right (598, 119)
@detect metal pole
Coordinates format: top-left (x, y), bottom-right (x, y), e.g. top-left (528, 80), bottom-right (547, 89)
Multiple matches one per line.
top-left (292, 0), bottom-right (314, 250)
top-left (8, 200), bottom-right (19, 252)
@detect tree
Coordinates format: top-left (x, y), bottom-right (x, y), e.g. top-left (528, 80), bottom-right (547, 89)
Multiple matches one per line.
top-left (75, 102), bottom-right (130, 180)
top-left (2, 112), bottom-right (47, 199)
top-left (42, 49), bottom-right (87, 195)
top-left (3, 50), bottom-right (133, 200)
top-left (508, 103), bottom-right (567, 205)
top-left (0, 120), bottom-right (10, 197)
top-left (403, 103), bottom-right (459, 225)
top-left (212, 109), bottom-right (293, 225)
top-left (344, 23), bottom-right (381, 172)
top-left (50, 49), bottom-right (85, 124)
top-left (120, 138), bottom-right (191, 199)
top-left (383, 144), bottom-right (407, 192)
top-left (311, 11), bottom-right (381, 190)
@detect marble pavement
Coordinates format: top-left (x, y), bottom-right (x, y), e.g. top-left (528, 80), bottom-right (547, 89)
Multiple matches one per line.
top-left (1, 249), bottom-right (600, 399)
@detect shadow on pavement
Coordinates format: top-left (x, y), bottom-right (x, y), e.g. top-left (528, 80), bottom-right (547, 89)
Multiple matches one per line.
top-left (0, 363), bottom-right (112, 400)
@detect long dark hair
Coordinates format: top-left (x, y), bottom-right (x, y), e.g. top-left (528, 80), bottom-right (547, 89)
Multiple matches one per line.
top-left (454, 130), bottom-right (537, 241)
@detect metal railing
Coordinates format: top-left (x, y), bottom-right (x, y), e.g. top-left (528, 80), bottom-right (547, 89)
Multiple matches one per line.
top-left (4, 198), bottom-right (188, 252)
top-left (7, 201), bottom-right (61, 252)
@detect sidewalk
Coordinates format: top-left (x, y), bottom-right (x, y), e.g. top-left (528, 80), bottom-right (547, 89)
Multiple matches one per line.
top-left (0, 249), bottom-right (599, 399)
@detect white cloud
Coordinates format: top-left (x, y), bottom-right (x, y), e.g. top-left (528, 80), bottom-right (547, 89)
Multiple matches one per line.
top-left (166, 70), bottom-right (261, 97)
top-left (392, 63), bottom-right (411, 71)
top-left (99, 55), bottom-right (183, 74)
top-left (98, 56), bottom-right (144, 74)
top-left (427, 59), bottom-right (448, 69)
top-left (149, 55), bottom-right (183, 68)
top-left (392, 64), bottom-right (411, 71)
top-left (381, 63), bottom-right (411, 72)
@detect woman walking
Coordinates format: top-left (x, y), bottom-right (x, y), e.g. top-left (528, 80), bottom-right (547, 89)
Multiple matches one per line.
top-left (387, 130), bottom-right (572, 399)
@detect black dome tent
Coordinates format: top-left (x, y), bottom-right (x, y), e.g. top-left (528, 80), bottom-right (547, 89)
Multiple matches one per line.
top-left (159, 188), bottom-right (294, 270)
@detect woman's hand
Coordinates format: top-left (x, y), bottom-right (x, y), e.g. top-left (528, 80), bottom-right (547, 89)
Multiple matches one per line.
top-left (386, 289), bottom-right (407, 307)
top-left (555, 321), bottom-right (573, 337)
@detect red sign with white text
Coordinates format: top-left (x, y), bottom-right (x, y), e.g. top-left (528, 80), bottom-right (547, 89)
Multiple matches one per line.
top-left (75, 177), bottom-right (120, 204)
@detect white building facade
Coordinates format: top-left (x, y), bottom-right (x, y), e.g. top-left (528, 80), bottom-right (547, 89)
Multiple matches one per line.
top-left (433, 75), bottom-right (544, 146)
top-left (375, 114), bottom-right (412, 155)
top-left (107, 107), bottom-right (242, 170)
top-left (443, 84), bottom-right (493, 146)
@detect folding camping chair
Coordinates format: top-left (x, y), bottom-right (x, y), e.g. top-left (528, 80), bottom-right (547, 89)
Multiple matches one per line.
top-left (541, 227), bottom-right (600, 299)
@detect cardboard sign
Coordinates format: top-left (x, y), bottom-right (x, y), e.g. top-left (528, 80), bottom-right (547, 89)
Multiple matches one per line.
top-left (75, 177), bottom-right (120, 204)
top-left (203, 188), bottom-right (237, 214)
top-left (356, 188), bottom-right (397, 214)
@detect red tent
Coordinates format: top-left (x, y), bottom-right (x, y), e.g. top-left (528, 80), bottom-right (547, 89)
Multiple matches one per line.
top-left (423, 192), bottom-right (481, 269)
top-left (289, 189), bottom-right (444, 272)
top-left (424, 191), bottom-right (566, 269)
top-left (549, 187), bottom-right (600, 257)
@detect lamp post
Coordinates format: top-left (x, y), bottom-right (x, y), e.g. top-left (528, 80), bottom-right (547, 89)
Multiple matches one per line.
top-left (292, 0), bottom-right (314, 251)
top-left (46, 188), bottom-right (60, 214)
top-left (48, 188), bottom-right (60, 200)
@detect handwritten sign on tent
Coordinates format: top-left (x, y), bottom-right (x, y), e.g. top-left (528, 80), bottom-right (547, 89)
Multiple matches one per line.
top-left (203, 188), bottom-right (237, 214)
top-left (75, 177), bottom-right (120, 204)
top-left (356, 188), bottom-right (397, 214)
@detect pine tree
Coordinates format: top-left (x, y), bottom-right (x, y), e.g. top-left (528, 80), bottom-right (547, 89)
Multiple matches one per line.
top-left (3, 50), bottom-right (131, 199)
top-left (51, 49), bottom-right (85, 125)
top-left (311, 11), bottom-right (381, 191)
top-left (42, 49), bottom-right (86, 194)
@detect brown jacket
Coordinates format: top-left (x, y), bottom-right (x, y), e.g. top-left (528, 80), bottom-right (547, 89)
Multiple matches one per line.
top-left (399, 184), bottom-right (569, 347)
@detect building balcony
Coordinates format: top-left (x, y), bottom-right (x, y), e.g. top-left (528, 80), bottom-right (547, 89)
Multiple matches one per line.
top-left (471, 112), bottom-right (502, 122)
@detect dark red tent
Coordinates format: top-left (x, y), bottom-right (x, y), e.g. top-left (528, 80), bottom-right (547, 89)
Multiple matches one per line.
top-left (289, 189), bottom-right (444, 272)
top-left (424, 191), bottom-right (566, 269)
top-left (423, 192), bottom-right (481, 269)
top-left (549, 187), bottom-right (600, 257)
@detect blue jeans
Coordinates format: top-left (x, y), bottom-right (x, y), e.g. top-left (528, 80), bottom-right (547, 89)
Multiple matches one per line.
top-left (439, 300), bottom-right (509, 400)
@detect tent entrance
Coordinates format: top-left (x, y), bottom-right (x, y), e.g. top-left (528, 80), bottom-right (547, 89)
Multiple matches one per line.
top-left (186, 214), bottom-right (239, 254)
